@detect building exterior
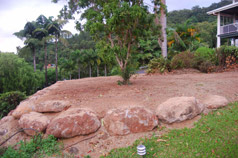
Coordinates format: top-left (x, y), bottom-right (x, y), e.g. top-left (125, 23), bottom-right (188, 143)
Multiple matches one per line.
top-left (207, 0), bottom-right (238, 47)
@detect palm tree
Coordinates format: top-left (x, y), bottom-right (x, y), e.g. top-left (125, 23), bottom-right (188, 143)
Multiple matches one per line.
top-left (34, 15), bottom-right (51, 86)
top-left (47, 18), bottom-right (71, 81)
top-left (14, 22), bottom-right (40, 72)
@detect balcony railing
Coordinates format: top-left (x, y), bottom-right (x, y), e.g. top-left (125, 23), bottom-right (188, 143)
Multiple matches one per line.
top-left (221, 23), bottom-right (238, 35)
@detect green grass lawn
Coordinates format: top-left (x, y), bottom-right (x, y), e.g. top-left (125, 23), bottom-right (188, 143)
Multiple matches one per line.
top-left (103, 102), bottom-right (238, 158)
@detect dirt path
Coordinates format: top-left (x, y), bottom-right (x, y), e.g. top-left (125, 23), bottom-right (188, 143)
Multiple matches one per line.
top-left (33, 70), bottom-right (238, 157)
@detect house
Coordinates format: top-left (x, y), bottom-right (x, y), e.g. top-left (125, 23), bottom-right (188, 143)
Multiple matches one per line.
top-left (207, 0), bottom-right (238, 47)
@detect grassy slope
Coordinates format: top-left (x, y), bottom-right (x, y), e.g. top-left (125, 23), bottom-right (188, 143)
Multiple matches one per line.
top-left (103, 102), bottom-right (238, 158)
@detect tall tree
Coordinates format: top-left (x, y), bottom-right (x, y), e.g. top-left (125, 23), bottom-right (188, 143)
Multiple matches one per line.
top-left (154, 0), bottom-right (167, 58)
top-left (47, 17), bottom-right (71, 82)
top-left (34, 15), bottom-right (51, 86)
top-left (54, 0), bottom-right (151, 84)
top-left (14, 22), bottom-right (40, 72)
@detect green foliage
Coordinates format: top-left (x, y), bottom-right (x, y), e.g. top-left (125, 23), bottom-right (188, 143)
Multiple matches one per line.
top-left (1, 135), bottom-right (62, 158)
top-left (103, 102), bottom-right (238, 157)
top-left (0, 91), bottom-right (26, 119)
top-left (195, 21), bottom-right (217, 48)
top-left (147, 57), bottom-right (171, 73)
top-left (167, 0), bottom-right (231, 26)
top-left (195, 47), bottom-right (215, 59)
top-left (171, 51), bottom-right (195, 69)
top-left (167, 20), bottom-right (201, 52)
top-left (59, 0), bottom-right (152, 84)
top-left (0, 53), bottom-right (44, 95)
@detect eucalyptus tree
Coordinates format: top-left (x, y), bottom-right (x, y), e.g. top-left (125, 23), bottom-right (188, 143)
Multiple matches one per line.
top-left (54, 0), bottom-right (151, 84)
top-left (153, 0), bottom-right (168, 58)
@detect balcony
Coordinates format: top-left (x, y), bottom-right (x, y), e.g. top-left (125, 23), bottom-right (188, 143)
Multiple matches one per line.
top-left (220, 23), bottom-right (238, 38)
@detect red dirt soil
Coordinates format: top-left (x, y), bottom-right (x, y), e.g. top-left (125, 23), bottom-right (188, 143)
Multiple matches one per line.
top-left (5, 69), bottom-right (238, 157)
top-left (34, 69), bottom-right (238, 157)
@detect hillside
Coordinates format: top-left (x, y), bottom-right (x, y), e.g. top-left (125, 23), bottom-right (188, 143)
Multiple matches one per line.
top-left (168, 0), bottom-right (232, 26)
top-left (1, 70), bottom-right (238, 157)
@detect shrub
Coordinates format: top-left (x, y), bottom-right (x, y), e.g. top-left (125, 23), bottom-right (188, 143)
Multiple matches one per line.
top-left (198, 60), bottom-right (215, 73)
top-left (195, 47), bottom-right (215, 60)
top-left (0, 91), bottom-right (26, 119)
top-left (0, 53), bottom-right (45, 95)
top-left (171, 51), bottom-right (195, 69)
top-left (147, 57), bottom-right (171, 74)
top-left (1, 135), bottom-right (61, 158)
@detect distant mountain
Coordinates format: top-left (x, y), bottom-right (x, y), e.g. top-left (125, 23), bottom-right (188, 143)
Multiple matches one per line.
top-left (167, 0), bottom-right (232, 26)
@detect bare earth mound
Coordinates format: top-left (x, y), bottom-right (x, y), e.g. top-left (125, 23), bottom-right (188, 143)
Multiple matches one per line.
top-left (3, 70), bottom-right (238, 157)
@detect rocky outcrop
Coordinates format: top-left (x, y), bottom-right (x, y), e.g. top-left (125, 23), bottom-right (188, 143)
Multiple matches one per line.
top-left (202, 95), bottom-right (229, 109)
top-left (103, 107), bottom-right (158, 136)
top-left (18, 112), bottom-right (50, 136)
top-left (46, 108), bottom-right (101, 138)
top-left (34, 100), bottom-right (71, 113)
top-left (0, 116), bottom-right (28, 147)
top-left (156, 97), bottom-right (204, 124)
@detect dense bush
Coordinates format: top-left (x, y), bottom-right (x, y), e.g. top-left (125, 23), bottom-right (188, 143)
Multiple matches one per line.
top-left (1, 135), bottom-right (61, 158)
top-left (147, 57), bottom-right (171, 74)
top-left (198, 60), bottom-right (215, 73)
top-left (0, 91), bottom-right (26, 119)
top-left (170, 51), bottom-right (195, 69)
top-left (195, 47), bottom-right (215, 60)
top-left (0, 53), bottom-right (45, 95)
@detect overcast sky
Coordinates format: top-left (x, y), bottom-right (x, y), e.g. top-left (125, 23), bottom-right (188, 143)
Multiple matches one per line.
top-left (0, 0), bottom-right (221, 53)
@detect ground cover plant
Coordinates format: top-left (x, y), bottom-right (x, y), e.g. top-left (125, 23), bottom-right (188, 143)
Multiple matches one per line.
top-left (103, 102), bottom-right (238, 158)
top-left (0, 135), bottom-right (62, 158)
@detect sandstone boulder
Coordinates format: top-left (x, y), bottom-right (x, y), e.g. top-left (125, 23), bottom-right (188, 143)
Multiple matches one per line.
top-left (12, 100), bottom-right (35, 119)
top-left (0, 116), bottom-right (28, 147)
top-left (18, 112), bottom-right (49, 136)
top-left (34, 100), bottom-right (71, 113)
top-left (156, 97), bottom-right (204, 124)
top-left (103, 107), bottom-right (158, 136)
top-left (202, 95), bottom-right (229, 109)
top-left (46, 108), bottom-right (101, 138)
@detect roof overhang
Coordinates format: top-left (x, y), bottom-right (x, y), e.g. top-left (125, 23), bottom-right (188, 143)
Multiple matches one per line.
top-left (207, 2), bottom-right (238, 15)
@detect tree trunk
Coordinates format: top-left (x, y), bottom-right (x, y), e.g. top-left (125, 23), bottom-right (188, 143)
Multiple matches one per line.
top-left (33, 48), bottom-right (36, 72)
top-left (69, 74), bottom-right (71, 80)
top-left (104, 64), bottom-right (107, 76)
top-left (78, 66), bottom-right (80, 79)
top-left (89, 64), bottom-right (92, 77)
top-left (97, 65), bottom-right (99, 77)
top-left (55, 38), bottom-right (58, 82)
top-left (154, 0), bottom-right (167, 58)
top-left (44, 42), bottom-right (48, 87)
top-left (160, 0), bottom-right (167, 58)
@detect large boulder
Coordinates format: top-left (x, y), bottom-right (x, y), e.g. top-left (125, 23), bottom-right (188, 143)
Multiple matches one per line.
top-left (103, 107), bottom-right (158, 136)
top-left (46, 108), bottom-right (101, 138)
top-left (156, 97), bottom-right (204, 124)
top-left (34, 100), bottom-right (71, 113)
top-left (202, 95), bottom-right (229, 109)
top-left (18, 112), bottom-right (50, 136)
top-left (12, 100), bottom-right (35, 119)
top-left (0, 116), bottom-right (28, 147)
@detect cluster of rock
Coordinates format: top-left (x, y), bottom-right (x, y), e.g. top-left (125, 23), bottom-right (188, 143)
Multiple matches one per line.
top-left (0, 94), bottom-right (229, 145)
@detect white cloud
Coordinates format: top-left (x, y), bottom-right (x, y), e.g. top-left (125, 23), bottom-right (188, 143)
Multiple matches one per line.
top-left (0, 0), bottom-right (222, 53)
